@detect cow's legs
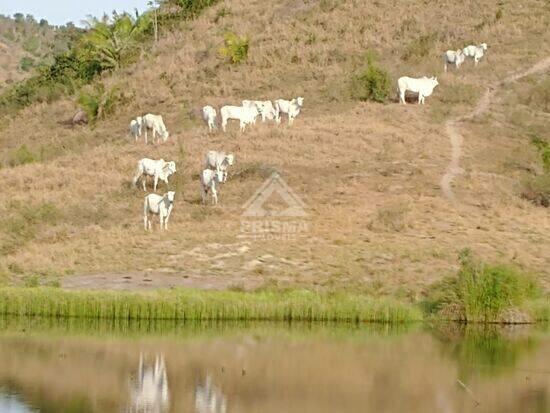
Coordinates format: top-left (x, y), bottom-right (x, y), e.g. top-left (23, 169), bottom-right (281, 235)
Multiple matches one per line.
top-left (144, 214), bottom-right (148, 231)
top-left (153, 175), bottom-right (159, 192)
top-left (164, 212), bottom-right (171, 230)
top-left (399, 90), bottom-right (406, 104)
top-left (201, 185), bottom-right (207, 204)
top-left (211, 185), bottom-right (218, 205)
top-left (144, 129), bottom-right (148, 145)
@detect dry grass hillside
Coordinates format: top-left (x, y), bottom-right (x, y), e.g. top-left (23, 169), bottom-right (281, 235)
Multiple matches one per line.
top-left (0, 15), bottom-right (67, 88)
top-left (0, 0), bottom-right (549, 298)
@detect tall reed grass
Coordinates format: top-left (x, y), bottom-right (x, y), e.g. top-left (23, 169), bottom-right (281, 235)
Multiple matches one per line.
top-left (0, 288), bottom-right (421, 323)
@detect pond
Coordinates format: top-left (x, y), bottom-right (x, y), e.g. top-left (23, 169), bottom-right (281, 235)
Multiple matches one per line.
top-left (0, 318), bottom-right (548, 413)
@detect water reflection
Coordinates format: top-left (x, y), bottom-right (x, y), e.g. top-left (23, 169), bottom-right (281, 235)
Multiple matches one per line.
top-left (0, 320), bottom-right (548, 412)
top-left (126, 354), bottom-right (170, 413)
top-left (195, 374), bottom-right (227, 413)
top-left (432, 324), bottom-right (540, 378)
top-left (0, 392), bottom-right (37, 413)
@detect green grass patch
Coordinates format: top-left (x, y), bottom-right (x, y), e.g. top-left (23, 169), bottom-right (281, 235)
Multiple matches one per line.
top-left (0, 287), bottom-right (422, 323)
top-left (423, 249), bottom-right (543, 323)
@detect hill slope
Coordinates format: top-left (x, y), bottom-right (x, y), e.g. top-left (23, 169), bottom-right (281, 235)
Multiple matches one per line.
top-left (0, 0), bottom-right (549, 297)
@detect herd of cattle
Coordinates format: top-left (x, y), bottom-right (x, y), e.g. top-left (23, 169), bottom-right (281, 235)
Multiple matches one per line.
top-left (129, 42), bottom-right (488, 230)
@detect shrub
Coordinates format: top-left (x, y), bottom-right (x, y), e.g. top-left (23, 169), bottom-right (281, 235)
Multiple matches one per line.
top-left (8, 144), bottom-right (36, 166)
top-left (19, 56), bottom-right (35, 72)
top-left (521, 174), bottom-right (550, 207)
top-left (351, 56), bottom-right (392, 103)
top-left (22, 36), bottom-right (40, 55)
top-left (532, 136), bottom-right (550, 172)
top-left (219, 32), bottom-right (249, 64)
top-left (77, 84), bottom-right (125, 123)
top-left (423, 249), bottom-right (540, 322)
top-left (402, 33), bottom-right (438, 61)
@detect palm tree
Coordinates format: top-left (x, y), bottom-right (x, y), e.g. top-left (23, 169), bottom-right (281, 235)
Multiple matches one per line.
top-left (81, 11), bottom-right (151, 71)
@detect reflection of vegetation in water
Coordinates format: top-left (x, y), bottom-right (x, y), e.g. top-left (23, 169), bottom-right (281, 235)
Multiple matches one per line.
top-left (433, 323), bottom-right (541, 379)
top-left (0, 315), bottom-right (419, 342)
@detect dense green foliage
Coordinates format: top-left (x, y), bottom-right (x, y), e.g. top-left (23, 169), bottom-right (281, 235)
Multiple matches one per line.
top-left (219, 32), bottom-right (249, 64)
top-left (351, 56), bottom-right (392, 103)
top-left (0, 287), bottom-right (421, 323)
top-left (423, 249), bottom-right (541, 322)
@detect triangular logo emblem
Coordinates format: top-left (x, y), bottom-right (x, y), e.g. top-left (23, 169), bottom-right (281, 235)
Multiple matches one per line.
top-left (242, 172), bottom-right (307, 217)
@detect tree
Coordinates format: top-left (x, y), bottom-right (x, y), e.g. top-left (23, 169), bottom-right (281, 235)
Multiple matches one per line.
top-left (81, 12), bottom-right (151, 70)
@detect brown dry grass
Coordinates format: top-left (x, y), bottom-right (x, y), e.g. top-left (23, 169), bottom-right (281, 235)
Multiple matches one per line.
top-left (0, 0), bottom-right (549, 296)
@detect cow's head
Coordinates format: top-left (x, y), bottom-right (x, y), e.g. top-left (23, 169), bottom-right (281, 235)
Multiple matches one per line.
top-left (164, 161), bottom-right (177, 175)
top-left (215, 169), bottom-right (224, 182)
top-left (296, 97), bottom-right (304, 107)
top-left (480, 43), bottom-right (488, 50)
top-left (165, 191), bottom-right (175, 204)
top-left (225, 154), bottom-right (235, 166)
top-left (161, 130), bottom-right (170, 142)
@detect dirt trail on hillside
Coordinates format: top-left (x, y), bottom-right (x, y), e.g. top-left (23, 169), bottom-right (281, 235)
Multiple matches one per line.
top-left (440, 57), bottom-right (550, 202)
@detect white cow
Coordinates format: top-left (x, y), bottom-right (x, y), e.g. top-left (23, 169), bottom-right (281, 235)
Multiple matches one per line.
top-left (204, 151), bottom-right (234, 183)
top-left (142, 113), bottom-right (169, 144)
top-left (398, 76), bottom-right (439, 104)
top-left (129, 116), bottom-right (143, 141)
top-left (463, 43), bottom-right (488, 66)
top-left (202, 105), bottom-right (217, 132)
top-left (133, 158), bottom-right (177, 192)
top-left (274, 97), bottom-right (304, 125)
top-left (242, 100), bottom-right (276, 122)
top-left (220, 105), bottom-right (258, 132)
top-left (200, 169), bottom-right (224, 205)
top-left (443, 49), bottom-right (465, 72)
top-left (143, 191), bottom-right (175, 231)
top-left (128, 354), bottom-right (170, 413)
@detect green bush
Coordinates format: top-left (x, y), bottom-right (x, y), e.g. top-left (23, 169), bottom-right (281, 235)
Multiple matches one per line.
top-left (351, 57), bottom-right (392, 103)
top-left (19, 56), bottom-right (35, 72)
top-left (8, 144), bottom-right (36, 166)
top-left (532, 136), bottom-right (550, 172)
top-left (424, 249), bottom-right (540, 322)
top-left (219, 32), bottom-right (249, 64)
top-left (78, 84), bottom-right (126, 123)
top-left (22, 36), bottom-right (40, 54)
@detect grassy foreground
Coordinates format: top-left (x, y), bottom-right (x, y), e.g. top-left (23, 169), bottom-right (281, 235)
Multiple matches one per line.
top-left (0, 287), bottom-right (421, 323)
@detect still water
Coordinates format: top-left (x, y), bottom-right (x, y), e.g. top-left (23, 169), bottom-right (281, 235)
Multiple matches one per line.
top-left (0, 318), bottom-right (549, 413)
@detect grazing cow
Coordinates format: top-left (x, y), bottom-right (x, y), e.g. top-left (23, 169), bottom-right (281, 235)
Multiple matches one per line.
top-left (200, 169), bottom-right (224, 205)
top-left (129, 116), bottom-right (143, 141)
top-left (443, 50), bottom-right (465, 72)
top-left (274, 97), bottom-right (304, 125)
top-left (133, 158), bottom-right (177, 191)
top-left (398, 76), bottom-right (439, 104)
top-left (463, 43), bottom-right (488, 66)
top-left (143, 191), bottom-right (175, 231)
top-left (220, 105), bottom-right (258, 132)
top-left (242, 100), bottom-right (277, 122)
top-left (142, 113), bottom-right (169, 144)
top-left (204, 151), bottom-right (235, 183)
top-left (129, 354), bottom-right (170, 413)
top-left (202, 105), bottom-right (218, 132)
